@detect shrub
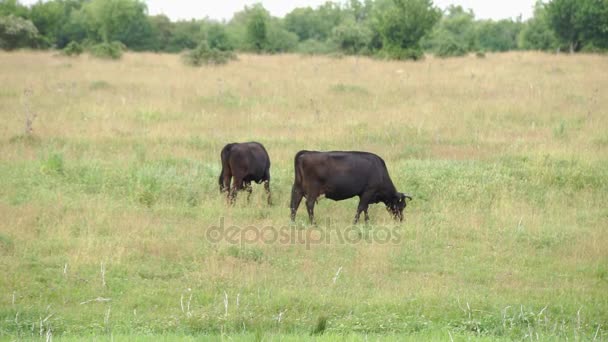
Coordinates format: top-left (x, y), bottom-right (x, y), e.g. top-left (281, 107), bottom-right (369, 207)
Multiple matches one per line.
top-left (41, 153), bottom-right (64, 175)
top-left (182, 41), bottom-right (236, 66)
top-left (331, 20), bottom-right (372, 55)
top-left (296, 39), bottom-right (338, 55)
top-left (89, 41), bottom-right (125, 60)
top-left (62, 41), bottom-right (83, 56)
top-left (377, 46), bottom-right (424, 61)
top-left (0, 15), bottom-right (40, 50)
top-left (580, 43), bottom-right (606, 54)
top-left (223, 246), bottom-right (263, 263)
top-left (435, 38), bottom-right (469, 58)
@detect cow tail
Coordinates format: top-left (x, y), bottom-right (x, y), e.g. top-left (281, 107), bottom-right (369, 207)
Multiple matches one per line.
top-left (293, 150), bottom-right (307, 185)
top-left (219, 143), bottom-right (235, 189)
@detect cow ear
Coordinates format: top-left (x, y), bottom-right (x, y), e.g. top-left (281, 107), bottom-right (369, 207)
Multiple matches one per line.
top-left (398, 193), bottom-right (406, 203)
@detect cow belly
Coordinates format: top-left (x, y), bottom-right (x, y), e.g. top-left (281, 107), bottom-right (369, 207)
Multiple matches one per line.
top-left (324, 191), bottom-right (357, 201)
top-left (322, 177), bottom-right (364, 201)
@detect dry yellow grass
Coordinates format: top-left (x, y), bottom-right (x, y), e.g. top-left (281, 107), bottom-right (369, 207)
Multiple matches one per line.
top-left (0, 50), bottom-right (607, 338)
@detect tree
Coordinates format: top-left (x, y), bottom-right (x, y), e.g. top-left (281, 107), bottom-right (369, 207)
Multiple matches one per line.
top-left (331, 18), bottom-right (372, 54)
top-left (518, 1), bottom-right (559, 51)
top-left (58, 7), bottom-right (88, 47)
top-left (0, 15), bottom-right (40, 50)
top-left (546, 0), bottom-right (608, 52)
top-left (284, 7), bottom-right (320, 41)
top-left (264, 19), bottom-right (298, 53)
top-left (372, 0), bottom-right (441, 59)
top-left (0, 0), bottom-right (29, 18)
top-left (204, 22), bottom-right (233, 51)
top-left (423, 5), bottom-right (477, 57)
top-left (29, 0), bottom-right (71, 47)
top-left (347, 0), bottom-right (374, 23)
top-left (284, 2), bottom-right (345, 42)
top-left (475, 19), bottom-right (523, 52)
top-left (82, 0), bottom-right (154, 50)
top-left (148, 14), bottom-right (173, 51)
top-left (315, 1), bottom-right (345, 40)
top-left (168, 20), bottom-right (204, 52)
top-left (245, 4), bottom-right (269, 52)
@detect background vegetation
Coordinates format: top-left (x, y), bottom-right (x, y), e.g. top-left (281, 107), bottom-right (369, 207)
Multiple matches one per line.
top-left (0, 50), bottom-right (607, 339)
top-left (1, 0), bottom-right (607, 59)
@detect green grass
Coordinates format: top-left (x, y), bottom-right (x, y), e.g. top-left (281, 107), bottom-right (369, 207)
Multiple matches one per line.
top-left (0, 51), bottom-right (607, 340)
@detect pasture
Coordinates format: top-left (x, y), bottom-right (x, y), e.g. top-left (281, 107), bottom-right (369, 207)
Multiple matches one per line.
top-left (0, 51), bottom-right (607, 340)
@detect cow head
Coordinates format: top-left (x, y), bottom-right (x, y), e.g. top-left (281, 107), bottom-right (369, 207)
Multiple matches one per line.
top-left (386, 192), bottom-right (412, 221)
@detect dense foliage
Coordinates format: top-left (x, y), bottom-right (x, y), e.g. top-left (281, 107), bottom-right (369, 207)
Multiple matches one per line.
top-left (1, 0), bottom-right (606, 58)
top-left (182, 40), bottom-right (237, 66)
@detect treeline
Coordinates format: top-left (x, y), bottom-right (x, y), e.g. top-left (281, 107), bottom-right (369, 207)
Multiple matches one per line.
top-left (1, 0), bottom-right (607, 59)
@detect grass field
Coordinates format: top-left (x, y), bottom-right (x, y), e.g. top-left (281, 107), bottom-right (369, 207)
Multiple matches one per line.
top-left (0, 50), bottom-right (607, 340)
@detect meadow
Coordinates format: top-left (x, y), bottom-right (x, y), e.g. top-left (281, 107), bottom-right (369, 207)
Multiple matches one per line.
top-left (0, 51), bottom-right (607, 340)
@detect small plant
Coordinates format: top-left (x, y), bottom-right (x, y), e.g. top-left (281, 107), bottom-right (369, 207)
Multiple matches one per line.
top-left (62, 41), bottom-right (84, 56)
top-left (182, 41), bottom-right (237, 66)
top-left (330, 83), bottom-right (369, 95)
top-left (553, 120), bottom-right (567, 139)
top-left (41, 153), bottom-right (65, 175)
top-left (475, 50), bottom-right (486, 58)
top-left (223, 246), bottom-right (263, 263)
top-left (186, 189), bottom-right (200, 207)
top-left (89, 41), bottom-right (125, 60)
top-left (21, 87), bottom-right (36, 136)
top-left (311, 316), bottom-right (328, 335)
top-left (0, 233), bottom-right (14, 254)
top-left (135, 174), bottom-right (159, 208)
top-left (89, 80), bottom-right (112, 90)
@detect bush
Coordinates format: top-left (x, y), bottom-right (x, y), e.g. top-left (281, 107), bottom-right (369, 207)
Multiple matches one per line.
top-left (0, 15), bottom-right (40, 50)
top-left (580, 43), bottom-right (606, 54)
top-left (62, 41), bottom-right (83, 56)
top-left (296, 39), bottom-right (338, 55)
top-left (89, 41), bottom-right (125, 60)
top-left (377, 46), bottom-right (424, 61)
top-left (435, 38), bottom-right (468, 58)
top-left (331, 20), bottom-right (372, 55)
top-left (182, 41), bottom-right (236, 66)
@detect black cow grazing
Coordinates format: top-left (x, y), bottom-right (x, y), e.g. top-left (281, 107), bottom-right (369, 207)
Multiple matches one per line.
top-left (219, 142), bottom-right (271, 205)
top-left (290, 151), bottom-right (412, 224)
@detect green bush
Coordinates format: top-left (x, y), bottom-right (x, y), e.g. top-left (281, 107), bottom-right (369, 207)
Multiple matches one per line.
top-left (580, 43), bottom-right (606, 54)
top-left (62, 41), bottom-right (83, 56)
top-left (0, 15), bottom-right (40, 50)
top-left (182, 41), bottom-right (236, 66)
top-left (296, 39), bottom-right (338, 55)
top-left (435, 38), bottom-right (469, 58)
top-left (89, 41), bottom-right (125, 60)
top-left (377, 46), bottom-right (424, 61)
top-left (41, 153), bottom-right (64, 175)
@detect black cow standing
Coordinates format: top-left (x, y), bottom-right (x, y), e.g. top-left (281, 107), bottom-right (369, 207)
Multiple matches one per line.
top-left (219, 142), bottom-right (271, 205)
top-left (290, 151), bottom-right (411, 224)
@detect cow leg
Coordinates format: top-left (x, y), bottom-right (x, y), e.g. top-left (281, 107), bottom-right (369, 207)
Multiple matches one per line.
top-left (229, 178), bottom-right (243, 205)
top-left (305, 191), bottom-right (319, 225)
top-left (354, 194), bottom-right (372, 224)
top-left (222, 172), bottom-right (232, 197)
top-left (264, 180), bottom-right (272, 205)
top-left (245, 182), bottom-right (253, 203)
top-left (290, 185), bottom-right (304, 222)
top-left (306, 197), bottom-right (317, 225)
